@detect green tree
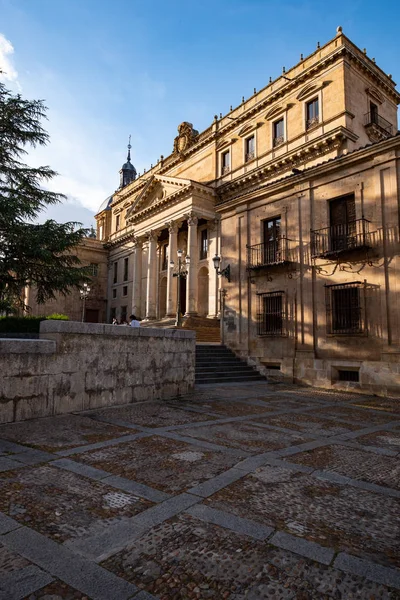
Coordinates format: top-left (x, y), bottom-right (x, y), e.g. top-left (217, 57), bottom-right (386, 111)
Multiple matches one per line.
top-left (0, 79), bottom-right (89, 313)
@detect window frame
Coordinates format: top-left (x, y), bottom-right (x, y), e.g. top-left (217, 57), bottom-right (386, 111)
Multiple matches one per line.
top-left (199, 227), bottom-right (208, 261)
top-left (325, 281), bottom-right (367, 336)
top-left (244, 134), bottom-right (256, 163)
top-left (221, 149), bottom-right (231, 175)
top-left (115, 214), bottom-right (121, 232)
top-left (272, 117), bottom-right (285, 148)
top-left (256, 291), bottom-right (286, 337)
top-left (123, 257), bottom-right (129, 282)
top-left (113, 261), bottom-right (118, 284)
top-left (305, 97), bottom-right (319, 130)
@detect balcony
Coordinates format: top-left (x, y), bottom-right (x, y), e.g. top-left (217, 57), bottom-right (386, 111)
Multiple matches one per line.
top-left (306, 116), bottom-right (319, 130)
top-left (247, 238), bottom-right (291, 270)
top-left (221, 165), bottom-right (231, 175)
top-left (311, 218), bottom-right (371, 258)
top-left (364, 112), bottom-right (393, 143)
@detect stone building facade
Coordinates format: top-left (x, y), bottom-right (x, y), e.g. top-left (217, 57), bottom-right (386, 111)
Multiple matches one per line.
top-left (27, 238), bottom-right (108, 323)
top-left (96, 28), bottom-right (400, 395)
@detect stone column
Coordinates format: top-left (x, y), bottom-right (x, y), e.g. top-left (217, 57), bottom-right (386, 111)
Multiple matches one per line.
top-left (185, 213), bottom-right (198, 316)
top-left (166, 221), bottom-right (178, 317)
top-left (207, 218), bottom-right (219, 318)
top-left (145, 231), bottom-right (158, 320)
top-left (131, 238), bottom-right (142, 319)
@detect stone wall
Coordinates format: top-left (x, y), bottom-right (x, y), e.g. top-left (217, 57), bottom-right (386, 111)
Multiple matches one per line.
top-left (0, 321), bottom-right (195, 424)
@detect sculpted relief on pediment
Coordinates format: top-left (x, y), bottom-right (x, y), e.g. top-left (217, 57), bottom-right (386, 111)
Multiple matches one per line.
top-left (125, 176), bottom-right (192, 221)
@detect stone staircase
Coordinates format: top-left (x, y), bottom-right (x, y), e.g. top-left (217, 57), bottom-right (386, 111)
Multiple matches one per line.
top-left (195, 345), bottom-right (266, 385)
top-left (140, 315), bottom-right (221, 343)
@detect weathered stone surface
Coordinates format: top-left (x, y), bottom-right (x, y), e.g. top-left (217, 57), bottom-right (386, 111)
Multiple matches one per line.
top-left (0, 321), bottom-right (195, 423)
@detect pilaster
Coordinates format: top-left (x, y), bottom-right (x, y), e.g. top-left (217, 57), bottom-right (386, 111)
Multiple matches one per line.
top-left (185, 213), bottom-right (198, 316)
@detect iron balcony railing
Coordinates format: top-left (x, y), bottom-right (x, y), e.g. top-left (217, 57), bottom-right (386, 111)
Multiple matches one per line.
top-left (306, 116), bottom-right (319, 130)
top-left (273, 135), bottom-right (284, 148)
top-left (245, 151), bottom-right (255, 163)
top-left (221, 165), bottom-right (231, 175)
top-left (311, 218), bottom-right (370, 258)
top-left (247, 238), bottom-right (290, 270)
top-left (364, 112), bottom-right (393, 136)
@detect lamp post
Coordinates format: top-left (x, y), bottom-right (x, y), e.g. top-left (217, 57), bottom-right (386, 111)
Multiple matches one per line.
top-left (79, 283), bottom-right (91, 322)
top-left (170, 249), bottom-right (190, 327)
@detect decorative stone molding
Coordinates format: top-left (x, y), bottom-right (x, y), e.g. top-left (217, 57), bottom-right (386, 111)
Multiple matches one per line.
top-left (173, 122), bottom-right (199, 156)
top-left (365, 86), bottom-right (384, 104)
top-left (185, 212), bottom-right (199, 226)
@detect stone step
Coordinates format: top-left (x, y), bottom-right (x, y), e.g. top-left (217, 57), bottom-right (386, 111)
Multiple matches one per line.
top-left (195, 374), bottom-right (266, 384)
top-left (194, 343), bottom-right (266, 385)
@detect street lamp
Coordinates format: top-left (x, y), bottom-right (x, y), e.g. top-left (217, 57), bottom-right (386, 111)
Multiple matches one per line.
top-left (170, 249), bottom-right (190, 327)
top-left (79, 283), bottom-right (91, 322)
top-left (212, 254), bottom-right (231, 282)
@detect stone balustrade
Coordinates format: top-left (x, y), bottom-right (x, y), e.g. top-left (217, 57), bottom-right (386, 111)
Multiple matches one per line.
top-left (0, 321), bottom-right (195, 424)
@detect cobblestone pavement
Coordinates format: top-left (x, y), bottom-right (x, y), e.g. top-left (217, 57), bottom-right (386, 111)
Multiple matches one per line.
top-left (0, 382), bottom-right (399, 599)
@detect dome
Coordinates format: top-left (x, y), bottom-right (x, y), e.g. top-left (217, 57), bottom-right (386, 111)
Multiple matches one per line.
top-left (122, 161), bottom-right (136, 173)
top-left (96, 195), bottom-right (113, 214)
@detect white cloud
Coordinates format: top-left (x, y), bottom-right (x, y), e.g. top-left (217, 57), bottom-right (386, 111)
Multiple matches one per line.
top-left (0, 33), bottom-right (18, 83)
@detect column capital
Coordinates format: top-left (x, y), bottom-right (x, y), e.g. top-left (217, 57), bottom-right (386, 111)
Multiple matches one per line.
top-left (147, 230), bottom-right (159, 242)
top-left (132, 236), bottom-right (143, 249)
top-left (185, 211), bottom-right (199, 226)
top-left (166, 220), bottom-right (179, 234)
top-left (208, 215), bottom-right (220, 232)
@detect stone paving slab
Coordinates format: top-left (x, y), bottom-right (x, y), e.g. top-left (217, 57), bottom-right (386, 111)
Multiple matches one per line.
top-left (205, 464), bottom-right (400, 570)
top-left (0, 564), bottom-right (54, 600)
top-left (74, 435), bottom-right (245, 494)
top-left (2, 526), bottom-right (139, 600)
top-left (101, 513), bottom-right (400, 599)
top-left (0, 465), bottom-right (153, 543)
top-left (85, 402), bottom-right (219, 428)
top-left (287, 444), bottom-right (400, 490)
top-left (175, 421), bottom-right (312, 453)
top-left (0, 414), bottom-right (136, 452)
top-left (0, 384), bottom-right (398, 598)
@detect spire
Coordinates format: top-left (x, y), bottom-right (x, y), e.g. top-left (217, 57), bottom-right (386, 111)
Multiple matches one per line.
top-left (127, 134), bottom-right (132, 162)
top-left (120, 134), bottom-right (137, 188)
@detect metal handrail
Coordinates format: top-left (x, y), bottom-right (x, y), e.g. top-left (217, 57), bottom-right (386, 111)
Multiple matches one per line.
top-left (364, 112), bottom-right (393, 135)
top-left (246, 237), bottom-right (290, 269)
top-left (311, 218), bottom-right (371, 258)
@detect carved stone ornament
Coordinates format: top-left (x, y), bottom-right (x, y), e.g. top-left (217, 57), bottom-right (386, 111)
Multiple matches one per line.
top-left (173, 122), bottom-right (199, 156)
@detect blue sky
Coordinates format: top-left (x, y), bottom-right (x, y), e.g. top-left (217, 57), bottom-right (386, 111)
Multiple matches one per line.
top-left (1, 0), bottom-right (400, 228)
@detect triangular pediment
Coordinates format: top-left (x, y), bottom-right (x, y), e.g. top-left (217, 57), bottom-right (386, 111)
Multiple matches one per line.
top-left (126, 175), bottom-right (193, 219)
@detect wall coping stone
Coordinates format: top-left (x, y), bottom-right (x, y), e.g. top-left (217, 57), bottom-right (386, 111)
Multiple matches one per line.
top-left (40, 320), bottom-right (196, 339)
top-left (0, 339), bottom-right (56, 354)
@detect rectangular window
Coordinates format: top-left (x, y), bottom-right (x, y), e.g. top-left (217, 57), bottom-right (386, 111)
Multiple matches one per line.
top-left (221, 150), bottom-right (230, 174)
top-left (257, 291), bottom-right (285, 336)
top-left (123, 257), bottom-right (129, 281)
top-left (200, 229), bottom-right (208, 260)
top-left (245, 136), bottom-right (255, 162)
top-left (116, 215), bottom-right (120, 232)
top-left (370, 101), bottom-right (378, 124)
top-left (325, 282), bottom-right (365, 335)
top-left (263, 216), bottom-right (281, 264)
top-left (110, 307), bottom-right (116, 322)
top-left (329, 194), bottom-right (356, 252)
top-left (120, 306), bottom-right (127, 323)
top-left (112, 288), bottom-right (117, 299)
top-left (88, 263), bottom-right (98, 277)
top-left (306, 98), bottom-right (319, 129)
top-left (161, 244), bottom-right (169, 271)
top-left (99, 225), bottom-right (104, 240)
top-left (113, 261), bottom-right (118, 284)
top-left (122, 286), bottom-right (128, 296)
top-left (273, 119), bottom-right (284, 147)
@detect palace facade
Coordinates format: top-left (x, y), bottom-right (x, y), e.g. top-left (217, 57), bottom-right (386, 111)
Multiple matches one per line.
top-left (96, 27), bottom-right (400, 396)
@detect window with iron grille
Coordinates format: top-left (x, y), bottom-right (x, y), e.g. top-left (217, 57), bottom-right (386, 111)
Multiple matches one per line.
top-left (306, 98), bottom-right (319, 129)
top-left (257, 291), bottom-right (286, 336)
top-left (325, 282), bottom-right (365, 335)
top-left (245, 135), bottom-right (255, 162)
top-left (200, 229), bottom-right (208, 260)
top-left (273, 118), bottom-right (284, 147)
top-left (87, 263), bottom-right (98, 277)
top-left (122, 286), bottom-right (128, 297)
top-left (116, 215), bottom-right (120, 231)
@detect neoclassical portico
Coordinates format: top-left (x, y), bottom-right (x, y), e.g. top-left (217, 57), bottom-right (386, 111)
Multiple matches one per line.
top-left (115, 174), bottom-right (221, 322)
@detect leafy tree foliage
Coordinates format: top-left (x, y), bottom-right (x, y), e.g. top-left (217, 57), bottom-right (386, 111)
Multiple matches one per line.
top-left (0, 79), bottom-right (88, 312)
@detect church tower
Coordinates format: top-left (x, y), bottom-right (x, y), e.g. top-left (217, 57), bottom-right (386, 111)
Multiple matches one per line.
top-left (119, 136), bottom-right (137, 188)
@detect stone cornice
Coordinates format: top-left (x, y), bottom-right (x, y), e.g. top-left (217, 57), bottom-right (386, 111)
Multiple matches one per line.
top-left (216, 133), bottom-right (400, 211)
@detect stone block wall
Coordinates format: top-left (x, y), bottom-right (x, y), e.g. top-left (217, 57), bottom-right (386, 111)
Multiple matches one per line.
top-left (0, 321), bottom-right (195, 424)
